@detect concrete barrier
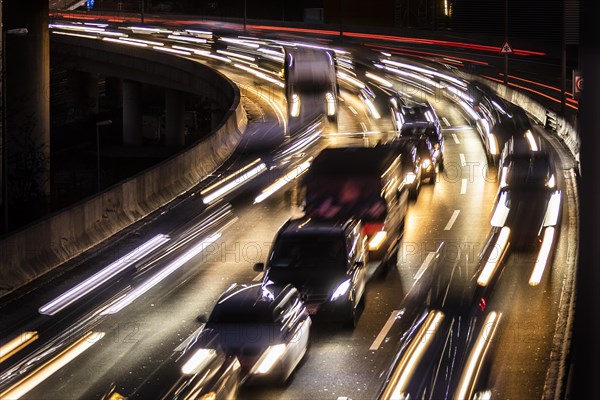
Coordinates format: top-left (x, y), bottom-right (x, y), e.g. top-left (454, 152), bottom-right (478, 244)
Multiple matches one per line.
top-left (0, 46), bottom-right (247, 296)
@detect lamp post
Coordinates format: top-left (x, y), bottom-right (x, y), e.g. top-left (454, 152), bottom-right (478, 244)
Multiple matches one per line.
top-left (2, 27), bottom-right (29, 234)
top-left (504, 0), bottom-right (508, 84)
top-left (96, 120), bottom-right (112, 192)
top-left (243, 0), bottom-right (247, 33)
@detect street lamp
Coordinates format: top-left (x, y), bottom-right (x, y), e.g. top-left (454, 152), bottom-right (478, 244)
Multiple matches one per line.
top-left (96, 120), bottom-right (112, 191)
top-left (2, 27), bottom-right (29, 234)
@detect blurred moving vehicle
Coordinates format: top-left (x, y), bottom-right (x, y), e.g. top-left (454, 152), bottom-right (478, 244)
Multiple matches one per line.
top-left (198, 282), bottom-right (311, 384)
top-left (486, 102), bottom-right (533, 165)
top-left (391, 139), bottom-right (423, 198)
top-left (255, 218), bottom-right (367, 327)
top-left (395, 128), bottom-right (440, 184)
top-left (491, 134), bottom-right (560, 250)
top-left (301, 146), bottom-right (409, 265)
top-left (284, 48), bottom-right (338, 124)
top-left (399, 102), bottom-right (445, 170)
top-left (104, 330), bottom-right (241, 400)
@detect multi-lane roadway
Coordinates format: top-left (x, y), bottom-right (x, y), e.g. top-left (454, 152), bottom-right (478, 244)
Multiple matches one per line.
top-left (0, 21), bottom-right (577, 399)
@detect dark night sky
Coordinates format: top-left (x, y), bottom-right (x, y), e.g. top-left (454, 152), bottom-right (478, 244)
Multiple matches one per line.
top-left (452, 0), bottom-right (563, 44)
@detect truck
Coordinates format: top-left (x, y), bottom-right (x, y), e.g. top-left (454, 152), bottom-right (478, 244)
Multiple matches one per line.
top-left (284, 48), bottom-right (339, 125)
top-left (299, 146), bottom-right (409, 268)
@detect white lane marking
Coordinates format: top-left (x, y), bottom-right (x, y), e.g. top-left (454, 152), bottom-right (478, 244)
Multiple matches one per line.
top-left (360, 122), bottom-right (368, 132)
top-left (252, 272), bottom-right (264, 281)
top-left (444, 210), bottom-right (461, 230)
top-left (348, 106), bottom-right (358, 115)
top-left (461, 178), bottom-right (468, 194)
top-left (442, 117), bottom-right (451, 127)
top-left (459, 153), bottom-right (467, 166)
top-left (370, 310), bottom-right (401, 351)
top-left (452, 133), bottom-right (461, 144)
top-left (414, 252), bottom-right (436, 281)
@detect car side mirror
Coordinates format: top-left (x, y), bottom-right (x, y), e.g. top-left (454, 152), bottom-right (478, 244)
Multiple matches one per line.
top-left (196, 314), bottom-right (208, 324)
top-left (253, 262), bottom-right (265, 272)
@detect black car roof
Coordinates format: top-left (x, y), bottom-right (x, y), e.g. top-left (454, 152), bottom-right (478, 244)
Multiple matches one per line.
top-left (280, 217), bottom-right (357, 236)
top-left (308, 146), bottom-right (398, 176)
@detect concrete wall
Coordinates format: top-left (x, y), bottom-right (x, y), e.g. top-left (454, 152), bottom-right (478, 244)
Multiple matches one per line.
top-left (0, 41), bottom-right (247, 296)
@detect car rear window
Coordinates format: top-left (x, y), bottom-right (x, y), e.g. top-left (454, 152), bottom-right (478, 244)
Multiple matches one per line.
top-left (209, 302), bottom-right (274, 324)
top-left (270, 235), bottom-right (347, 269)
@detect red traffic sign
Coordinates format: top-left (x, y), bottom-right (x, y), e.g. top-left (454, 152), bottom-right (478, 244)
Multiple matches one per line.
top-left (575, 76), bottom-right (583, 92)
top-left (500, 41), bottom-right (514, 54)
top-left (573, 70), bottom-right (583, 99)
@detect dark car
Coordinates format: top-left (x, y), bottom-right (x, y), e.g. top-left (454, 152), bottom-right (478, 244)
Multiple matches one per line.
top-left (255, 218), bottom-right (367, 327)
top-left (491, 136), bottom-right (560, 250)
top-left (199, 282), bottom-right (311, 384)
top-left (487, 104), bottom-right (533, 164)
top-left (410, 135), bottom-right (441, 183)
top-left (498, 134), bottom-right (555, 190)
top-left (104, 329), bottom-right (241, 400)
top-left (400, 103), bottom-right (444, 170)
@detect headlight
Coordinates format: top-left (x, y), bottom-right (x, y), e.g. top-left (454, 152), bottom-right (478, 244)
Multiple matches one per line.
top-left (253, 344), bottom-right (287, 374)
top-left (368, 231), bottom-right (387, 251)
top-left (198, 393), bottom-right (217, 400)
top-left (107, 393), bottom-right (127, 400)
top-left (546, 174), bottom-right (556, 188)
top-left (403, 172), bottom-right (417, 185)
top-left (325, 92), bottom-right (336, 116)
top-left (488, 133), bottom-right (499, 155)
top-left (181, 348), bottom-right (217, 375)
top-left (499, 166), bottom-right (508, 188)
top-left (525, 130), bottom-right (539, 151)
top-left (290, 94), bottom-right (300, 117)
top-left (422, 159), bottom-right (431, 170)
top-left (331, 279), bottom-right (352, 301)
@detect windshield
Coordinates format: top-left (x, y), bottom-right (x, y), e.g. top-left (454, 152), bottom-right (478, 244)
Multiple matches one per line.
top-left (209, 302), bottom-right (274, 324)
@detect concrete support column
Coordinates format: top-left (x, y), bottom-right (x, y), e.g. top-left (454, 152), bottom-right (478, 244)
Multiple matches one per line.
top-left (122, 80), bottom-right (143, 145)
top-left (105, 76), bottom-right (123, 109)
top-left (3, 0), bottom-right (50, 217)
top-left (165, 88), bottom-right (185, 147)
top-left (67, 70), bottom-right (99, 117)
top-left (82, 72), bottom-right (99, 115)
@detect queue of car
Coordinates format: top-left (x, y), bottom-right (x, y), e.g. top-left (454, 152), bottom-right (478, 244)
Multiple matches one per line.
top-left (106, 71), bottom-right (559, 399)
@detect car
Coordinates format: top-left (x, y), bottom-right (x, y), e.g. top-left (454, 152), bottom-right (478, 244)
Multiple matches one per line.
top-left (491, 135), bottom-right (559, 250)
top-left (498, 134), bottom-right (555, 191)
top-left (103, 329), bottom-right (241, 400)
top-left (399, 134), bottom-right (441, 183)
top-left (400, 102), bottom-right (445, 170)
top-left (198, 282), bottom-right (311, 384)
top-left (487, 103), bottom-right (534, 164)
top-left (254, 217), bottom-right (367, 327)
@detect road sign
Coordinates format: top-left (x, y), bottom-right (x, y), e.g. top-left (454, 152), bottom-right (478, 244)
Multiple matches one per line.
top-left (573, 70), bottom-right (583, 99)
top-left (500, 41), bottom-right (514, 54)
